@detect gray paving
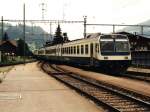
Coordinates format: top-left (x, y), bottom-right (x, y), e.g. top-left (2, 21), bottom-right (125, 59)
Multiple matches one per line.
top-left (0, 63), bottom-right (102, 112)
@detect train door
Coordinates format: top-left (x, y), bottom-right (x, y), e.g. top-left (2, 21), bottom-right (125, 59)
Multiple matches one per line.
top-left (90, 43), bottom-right (94, 66)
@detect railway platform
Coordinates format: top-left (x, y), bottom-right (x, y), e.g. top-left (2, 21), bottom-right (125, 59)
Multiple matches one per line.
top-left (128, 67), bottom-right (150, 74)
top-left (0, 62), bottom-right (102, 112)
top-left (58, 65), bottom-right (150, 97)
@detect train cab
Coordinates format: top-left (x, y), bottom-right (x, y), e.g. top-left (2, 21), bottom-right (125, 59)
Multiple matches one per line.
top-left (97, 34), bottom-right (131, 72)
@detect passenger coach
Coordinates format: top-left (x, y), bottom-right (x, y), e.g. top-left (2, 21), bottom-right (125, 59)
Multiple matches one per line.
top-left (36, 33), bottom-right (131, 73)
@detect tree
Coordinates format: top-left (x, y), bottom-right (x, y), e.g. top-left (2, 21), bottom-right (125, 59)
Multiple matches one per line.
top-left (63, 32), bottom-right (69, 42)
top-left (17, 38), bottom-right (31, 56)
top-left (53, 24), bottom-right (63, 44)
top-left (2, 32), bottom-right (9, 41)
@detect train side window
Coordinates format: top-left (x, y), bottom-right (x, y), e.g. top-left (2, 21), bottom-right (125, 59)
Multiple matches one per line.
top-left (68, 47), bottom-right (69, 54)
top-left (63, 48), bottom-right (65, 54)
top-left (71, 46), bottom-right (73, 54)
top-left (67, 47), bottom-right (68, 54)
top-left (74, 46), bottom-right (76, 54)
top-left (62, 48), bottom-right (64, 54)
top-left (69, 47), bottom-right (71, 54)
top-left (64, 48), bottom-right (65, 54)
top-left (61, 48), bottom-right (63, 54)
top-left (72, 47), bottom-right (74, 54)
top-left (65, 47), bottom-right (67, 54)
top-left (77, 45), bottom-right (80, 54)
top-left (68, 47), bottom-right (70, 54)
top-left (85, 44), bottom-right (88, 54)
top-left (81, 45), bottom-right (84, 54)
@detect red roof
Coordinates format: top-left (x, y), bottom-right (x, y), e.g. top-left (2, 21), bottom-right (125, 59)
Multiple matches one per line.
top-left (0, 40), bottom-right (17, 47)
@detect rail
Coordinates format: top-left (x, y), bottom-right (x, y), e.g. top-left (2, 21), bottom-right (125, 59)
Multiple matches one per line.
top-left (41, 62), bottom-right (150, 112)
top-left (123, 71), bottom-right (150, 83)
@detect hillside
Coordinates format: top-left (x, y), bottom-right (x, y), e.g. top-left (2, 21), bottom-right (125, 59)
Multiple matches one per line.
top-left (0, 24), bottom-right (53, 50)
top-left (120, 20), bottom-right (150, 37)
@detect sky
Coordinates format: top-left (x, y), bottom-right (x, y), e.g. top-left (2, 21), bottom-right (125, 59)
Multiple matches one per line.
top-left (0, 0), bottom-right (150, 39)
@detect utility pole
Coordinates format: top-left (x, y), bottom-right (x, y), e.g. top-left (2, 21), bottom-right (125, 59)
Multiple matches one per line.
top-left (39, 2), bottom-right (47, 20)
top-left (113, 25), bottom-right (115, 33)
top-left (50, 22), bottom-right (52, 41)
top-left (62, 3), bottom-right (67, 20)
top-left (1, 16), bottom-right (3, 62)
top-left (23, 3), bottom-right (26, 64)
top-left (39, 2), bottom-right (47, 44)
top-left (83, 16), bottom-right (87, 38)
top-left (1, 16), bottom-right (3, 40)
top-left (141, 26), bottom-right (143, 35)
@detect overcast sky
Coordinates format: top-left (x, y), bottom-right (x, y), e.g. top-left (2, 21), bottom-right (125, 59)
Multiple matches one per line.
top-left (0, 0), bottom-right (150, 39)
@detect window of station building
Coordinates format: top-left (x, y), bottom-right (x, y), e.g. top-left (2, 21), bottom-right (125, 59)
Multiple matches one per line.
top-left (85, 44), bottom-right (88, 54)
top-left (81, 45), bottom-right (84, 54)
top-left (77, 45), bottom-right (80, 54)
top-left (74, 46), bottom-right (76, 54)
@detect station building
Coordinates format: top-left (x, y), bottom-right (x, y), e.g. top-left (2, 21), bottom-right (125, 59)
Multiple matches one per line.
top-left (116, 32), bottom-right (150, 67)
top-left (116, 32), bottom-right (150, 51)
top-left (0, 40), bottom-right (17, 56)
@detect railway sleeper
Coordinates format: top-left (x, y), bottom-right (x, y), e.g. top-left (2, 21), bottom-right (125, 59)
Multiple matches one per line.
top-left (119, 107), bottom-right (149, 112)
top-left (114, 104), bottom-right (144, 108)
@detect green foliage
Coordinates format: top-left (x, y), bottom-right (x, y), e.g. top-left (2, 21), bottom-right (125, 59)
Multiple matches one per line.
top-left (0, 23), bottom-right (50, 49)
top-left (63, 32), bottom-right (69, 42)
top-left (53, 24), bottom-right (64, 44)
top-left (17, 38), bottom-right (32, 56)
top-left (2, 32), bottom-right (9, 41)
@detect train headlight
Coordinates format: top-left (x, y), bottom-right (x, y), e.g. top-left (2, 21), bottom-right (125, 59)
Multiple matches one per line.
top-left (125, 57), bottom-right (128, 59)
top-left (104, 57), bottom-right (108, 60)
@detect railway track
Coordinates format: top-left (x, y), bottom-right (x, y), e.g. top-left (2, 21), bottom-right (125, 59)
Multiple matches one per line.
top-left (41, 62), bottom-right (150, 112)
top-left (78, 66), bottom-right (150, 83)
top-left (122, 71), bottom-right (150, 83)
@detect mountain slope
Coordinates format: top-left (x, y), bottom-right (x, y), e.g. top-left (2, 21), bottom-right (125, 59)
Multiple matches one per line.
top-left (120, 19), bottom-right (150, 37)
top-left (1, 24), bottom-right (53, 50)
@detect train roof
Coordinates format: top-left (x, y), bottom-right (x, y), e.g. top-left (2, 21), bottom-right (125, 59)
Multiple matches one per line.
top-left (40, 33), bottom-right (128, 49)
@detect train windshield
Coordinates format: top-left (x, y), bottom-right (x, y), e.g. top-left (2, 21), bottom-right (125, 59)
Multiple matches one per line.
top-left (100, 35), bottom-right (130, 55)
top-left (100, 39), bottom-right (114, 52)
top-left (115, 40), bottom-right (129, 52)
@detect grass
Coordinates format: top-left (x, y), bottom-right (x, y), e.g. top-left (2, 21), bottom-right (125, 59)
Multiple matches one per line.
top-left (0, 66), bottom-right (13, 83)
top-left (0, 66), bottom-right (13, 73)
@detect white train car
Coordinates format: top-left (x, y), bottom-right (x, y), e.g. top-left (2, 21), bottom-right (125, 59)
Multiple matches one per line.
top-left (37, 33), bottom-right (131, 72)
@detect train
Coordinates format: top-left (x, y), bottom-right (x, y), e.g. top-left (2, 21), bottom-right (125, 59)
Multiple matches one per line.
top-left (34, 33), bottom-right (131, 73)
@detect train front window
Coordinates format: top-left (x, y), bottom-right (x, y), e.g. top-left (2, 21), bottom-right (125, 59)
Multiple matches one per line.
top-left (100, 36), bottom-right (130, 55)
top-left (100, 39), bottom-right (114, 52)
top-left (115, 41), bottom-right (129, 52)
